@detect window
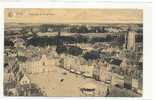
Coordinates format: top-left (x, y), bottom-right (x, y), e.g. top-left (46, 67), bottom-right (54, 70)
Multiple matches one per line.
top-left (43, 62), bottom-right (45, 66)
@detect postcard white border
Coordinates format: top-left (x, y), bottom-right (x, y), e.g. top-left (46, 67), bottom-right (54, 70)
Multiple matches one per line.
top-left (0, 2), bottom-right (152, 100)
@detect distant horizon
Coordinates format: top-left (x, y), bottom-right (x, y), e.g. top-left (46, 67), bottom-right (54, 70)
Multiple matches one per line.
top-left (5, 22), bottom-right (143, 24)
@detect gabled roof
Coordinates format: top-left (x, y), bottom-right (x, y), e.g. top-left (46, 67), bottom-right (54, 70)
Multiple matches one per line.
top-left (19, 74), bottom-right (30, 82)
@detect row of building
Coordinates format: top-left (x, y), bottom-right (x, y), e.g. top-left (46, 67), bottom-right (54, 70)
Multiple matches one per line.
top-left (19, 51), bottom-right (142, 95)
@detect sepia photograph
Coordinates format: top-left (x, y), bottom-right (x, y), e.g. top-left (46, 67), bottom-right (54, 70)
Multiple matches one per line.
top-left (4, 8), bottom-right (143, 97)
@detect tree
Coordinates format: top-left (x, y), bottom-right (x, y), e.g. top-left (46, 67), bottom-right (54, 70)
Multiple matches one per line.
top-left (56, 45), bottom-right (67, 54)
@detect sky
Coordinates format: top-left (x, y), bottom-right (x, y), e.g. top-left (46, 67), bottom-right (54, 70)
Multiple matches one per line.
top-left (5, 8), bottom-right (143, 24)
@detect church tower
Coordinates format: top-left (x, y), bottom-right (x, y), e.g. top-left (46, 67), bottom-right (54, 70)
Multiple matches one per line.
top-left (125, 28), bottom-right (136, 50)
